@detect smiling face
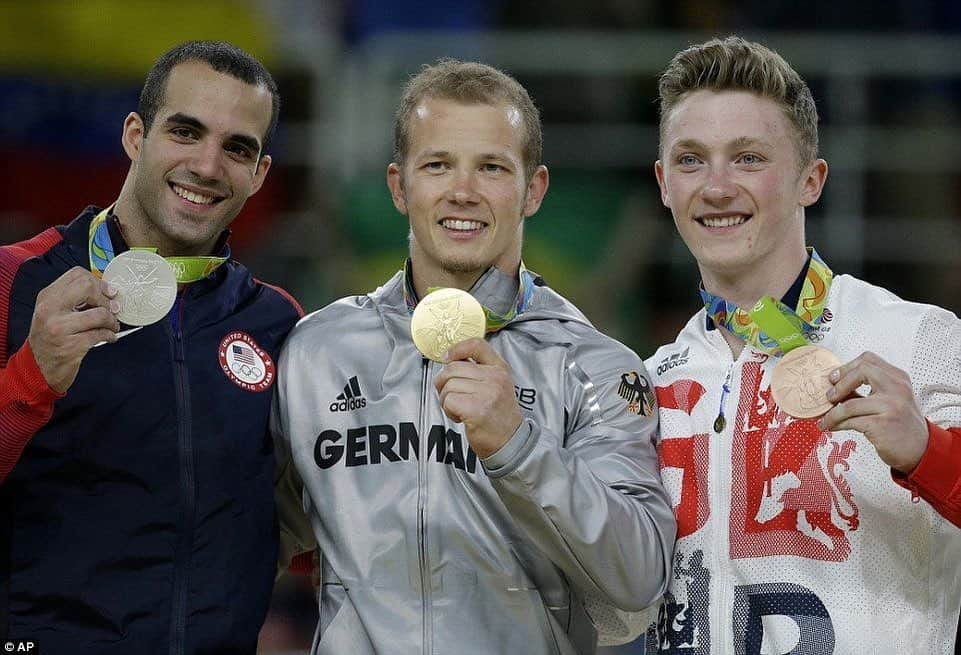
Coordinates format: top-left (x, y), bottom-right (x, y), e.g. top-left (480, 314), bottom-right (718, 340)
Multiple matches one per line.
top-left (117, 60), bottom-right (273, 257)
top-left (387, 97), bottom-right (548, 295)
top-left (655, 89), bottom-right (827, 302)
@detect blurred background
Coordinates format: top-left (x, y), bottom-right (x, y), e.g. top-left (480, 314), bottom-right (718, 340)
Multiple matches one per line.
top-left (2, 1), bottom-right (959, 653)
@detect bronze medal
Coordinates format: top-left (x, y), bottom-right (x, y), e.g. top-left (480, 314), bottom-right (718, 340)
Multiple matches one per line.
top-left (770, 345), bottom-right (842, 418)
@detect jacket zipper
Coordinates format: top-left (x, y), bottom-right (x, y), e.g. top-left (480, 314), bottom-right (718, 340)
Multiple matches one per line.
top-left (708, 325), bottom-right (739, 655)
top-left (417, 357), bottom-right (433, 654)
top-left (712, 361), bottom-right (735, 653)
top-left (169, 291), bottom-right (195, 655)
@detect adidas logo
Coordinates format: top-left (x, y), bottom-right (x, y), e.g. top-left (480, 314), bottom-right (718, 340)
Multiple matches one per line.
top-left (330, 376), bottom-right (367, 412)
top-left (656, 347), bottom-right (690, 375)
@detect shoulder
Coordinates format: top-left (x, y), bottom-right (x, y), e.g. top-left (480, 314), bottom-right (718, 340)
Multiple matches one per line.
top-left (830, 274), bottom-right (959, 342)
top-left (283, 294), bottom-right (378, 356)
top-left (0, 227), bottom-right (65, 277)
top-left (645, 309), bottom-right (707, 369)
top-left (251, 277), bottom-right (304, 318)
top-left (564, 319), bottom-right (642, 366)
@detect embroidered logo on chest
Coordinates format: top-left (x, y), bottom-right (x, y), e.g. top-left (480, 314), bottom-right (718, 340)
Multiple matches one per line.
top-left (218, 331), bottom-right (275, 392)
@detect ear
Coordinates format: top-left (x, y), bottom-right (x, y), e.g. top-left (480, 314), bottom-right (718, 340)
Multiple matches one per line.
top-left (121, 112), bottom-right (146, 163)
top-left (654, 159), bottom-right (670, 208)
top-left (249, 154), bottom-right (272, 196)
top-left (522, 165), bottom-right (549, 217)
top-left (387, 162), bottom-right (407, 215)
top-left (799, 158), bottom-right (828, 207)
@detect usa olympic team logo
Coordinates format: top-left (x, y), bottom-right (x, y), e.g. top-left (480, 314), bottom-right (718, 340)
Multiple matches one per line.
top-left (218, 331), bottom-right (274, 392)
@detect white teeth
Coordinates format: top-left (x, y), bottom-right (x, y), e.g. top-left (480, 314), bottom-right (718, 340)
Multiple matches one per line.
top-left (173, 185), bottom-right (216, 205)
top-left (701, 215), bottom-right (747, 228)
top-left (442, 219), bottom-right (485, 231)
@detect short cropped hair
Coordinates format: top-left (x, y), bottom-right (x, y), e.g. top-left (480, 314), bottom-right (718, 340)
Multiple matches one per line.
top-left (393, 59), bottom-right (543, 181)
top-left (658, 36), bottom-right (818, 165)
top-left (139, 40), bottom-right (280, 153)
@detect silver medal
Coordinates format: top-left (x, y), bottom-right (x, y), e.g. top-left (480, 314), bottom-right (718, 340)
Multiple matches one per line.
top-left (102, 250), bottom-right (177, 326)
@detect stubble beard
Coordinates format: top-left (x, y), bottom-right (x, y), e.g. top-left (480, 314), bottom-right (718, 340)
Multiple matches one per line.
top-left (440, 254), bottom-right (488, 275)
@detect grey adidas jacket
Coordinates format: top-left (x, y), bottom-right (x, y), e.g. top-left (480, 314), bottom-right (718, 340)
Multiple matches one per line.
top-left (272, 266), bottom-right (675, 655)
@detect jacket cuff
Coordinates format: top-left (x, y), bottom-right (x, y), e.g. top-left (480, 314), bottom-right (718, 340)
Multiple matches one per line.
top-left (481, 419), bottom-right (537, 478)
top-left (7, 342), bottom-right (63, 405)
top-left (891, 421), bottom-right (956, 501)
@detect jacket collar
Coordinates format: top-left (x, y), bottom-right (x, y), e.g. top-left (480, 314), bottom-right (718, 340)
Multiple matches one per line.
top-left (373, 260), bottom-right (591, 328)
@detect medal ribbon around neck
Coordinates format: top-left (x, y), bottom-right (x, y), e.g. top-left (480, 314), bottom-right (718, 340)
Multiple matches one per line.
top-left (403, 261), bottom-right (536, 334)
top-left (700, 248), bottom-right (833, 357)
top-left (88, 207), bottom-right (227, 283)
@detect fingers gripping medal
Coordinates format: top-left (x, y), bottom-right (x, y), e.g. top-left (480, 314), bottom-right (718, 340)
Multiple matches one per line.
top-left (771, 345), bottom-right (842, 419)
top-left (410, 288), bottom-right (486, 362)
top-left (102, 250), bottom-right (177, 326)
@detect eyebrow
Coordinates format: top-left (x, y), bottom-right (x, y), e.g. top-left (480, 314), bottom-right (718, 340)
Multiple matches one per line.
top-left (729, 136), bottom-right (774, 150)
top-left (415, 149), bottom-right (512, 162)
top-left (417, 149), bottom-right (451, 160)
top-left (163, 112), bottom-right (262, 154)
top-left (670, 136), bottom-right (774, 153)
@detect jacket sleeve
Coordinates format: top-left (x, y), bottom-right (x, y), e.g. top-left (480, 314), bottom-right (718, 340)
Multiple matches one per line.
top-left (481, 334), bottom-right (676, 624)
top-left (892, 423), bottom-right (961, 528)
top-left (890, 307), bottom-right (961, 527)
top-left (271, 368), bottom-right (318, 575)
top-left (0, 341), bottom-right (62, 483)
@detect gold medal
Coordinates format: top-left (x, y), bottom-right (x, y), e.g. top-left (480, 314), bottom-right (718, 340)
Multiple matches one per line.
top-left (102, 250), bottom-right (177, 326)
top-left (410, 288), bottom-right (486, 362)
top-left (770, 345), bottom-right (842, 418)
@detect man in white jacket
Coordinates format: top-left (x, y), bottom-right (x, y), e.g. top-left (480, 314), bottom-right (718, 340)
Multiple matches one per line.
top-left (645, 36), bottom-right (961, 654)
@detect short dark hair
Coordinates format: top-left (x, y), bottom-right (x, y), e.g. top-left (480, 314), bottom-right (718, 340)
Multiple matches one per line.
top-left (393, 59), bottom-right (543, 181)
top-left (658, 36), bottom-right (818, 166)
top-left (138, 40), bottom-right (280, 154)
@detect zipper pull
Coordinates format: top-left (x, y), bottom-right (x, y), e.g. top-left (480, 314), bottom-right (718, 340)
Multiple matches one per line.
top-left (713, 363), bottom-right (734, 434)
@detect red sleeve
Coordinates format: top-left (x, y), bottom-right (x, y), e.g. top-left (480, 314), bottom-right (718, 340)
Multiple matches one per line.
top-left (0, 227), bottom-right (66, 483)
top-left (892, 421), bottom-right (961, 528)
top-left (0, 341), bottom-right (64, 482)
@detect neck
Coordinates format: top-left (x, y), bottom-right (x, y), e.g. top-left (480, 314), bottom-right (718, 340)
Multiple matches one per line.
top-left (719, 326), bottom-right (746, 358)
top-left (700, 248), bottom-right (808, 310)
top-left (409, 252), bottom-right (521, 301)
top-left (410, 267), bottom-right (480, 301)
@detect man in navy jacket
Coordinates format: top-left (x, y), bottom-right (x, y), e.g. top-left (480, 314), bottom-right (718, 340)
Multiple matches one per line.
top-left (0, 41), bottom-right (301, 654)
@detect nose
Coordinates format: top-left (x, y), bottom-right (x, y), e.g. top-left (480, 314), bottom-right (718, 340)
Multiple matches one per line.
top-left (701, 166), bottom-right (738, 204)
top-left (447, 169), bottom-right (479, 205)
top-left (187, 140), bottom-right (224, 182)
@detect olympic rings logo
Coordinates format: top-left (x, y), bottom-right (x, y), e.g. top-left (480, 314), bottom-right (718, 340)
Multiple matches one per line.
top-left (231, 361), bottom-right (264, 379)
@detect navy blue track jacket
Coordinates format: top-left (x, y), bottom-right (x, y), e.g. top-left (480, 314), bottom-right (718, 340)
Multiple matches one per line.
top-left (0, 207), bottom-right (302, 654)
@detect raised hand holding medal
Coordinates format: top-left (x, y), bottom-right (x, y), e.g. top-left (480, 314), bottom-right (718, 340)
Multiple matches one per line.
top-left (818, 351), bottom-right (929, 474)
top-left (411, 287), bottom-right (522, 458)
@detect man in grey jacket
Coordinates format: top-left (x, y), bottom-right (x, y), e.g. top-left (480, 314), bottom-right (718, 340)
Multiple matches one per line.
top-left (272, 59), bottom-right (675, 655)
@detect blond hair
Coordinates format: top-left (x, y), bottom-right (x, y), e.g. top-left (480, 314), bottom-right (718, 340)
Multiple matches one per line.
top-left (393, 59), bottom-right (543, 181)
top-left (658, 36), bottom-right (818, 165)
